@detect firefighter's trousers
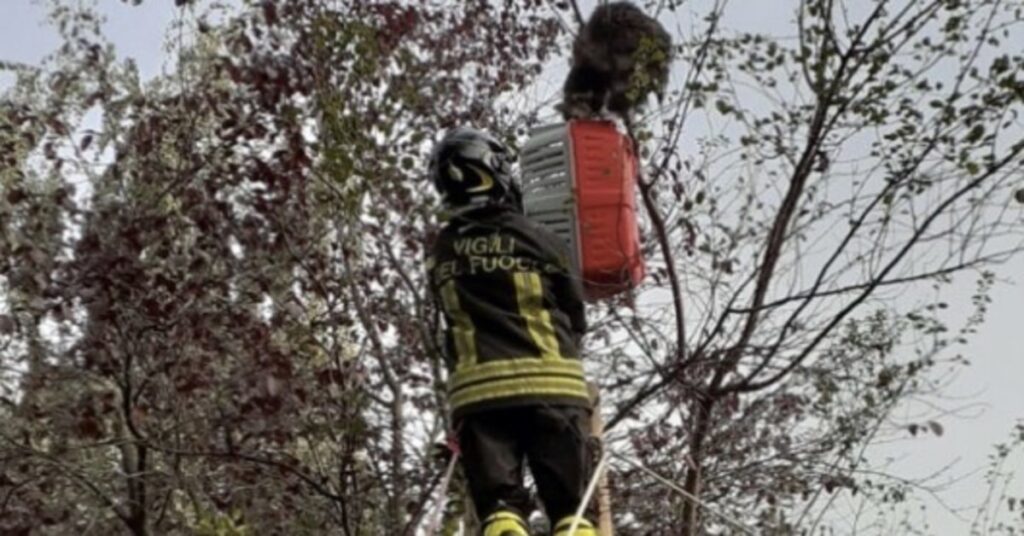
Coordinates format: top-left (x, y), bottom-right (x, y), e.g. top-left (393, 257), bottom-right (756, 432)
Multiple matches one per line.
top-left (458, 404), bottom-right (592, 528)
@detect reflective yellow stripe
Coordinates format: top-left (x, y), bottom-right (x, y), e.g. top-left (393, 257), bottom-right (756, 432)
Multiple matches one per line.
top-left (449, 358), bottom-right (585, 390)
top-left (450, 376), bottom-right (590, 410)
top-left (441, 280), bottom-right (477, 369)
top-left (514, 272), bottom-right (560, 360)
top-left (554, 516), bottom-right (595, 530)
top-left (464, 163), bottom-right (495, 194)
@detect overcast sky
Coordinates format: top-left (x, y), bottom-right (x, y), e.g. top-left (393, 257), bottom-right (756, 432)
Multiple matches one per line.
top-left (704, 3), bottom-right (1023, 533)
top-left (1, 1), bottom-right (1021, 534)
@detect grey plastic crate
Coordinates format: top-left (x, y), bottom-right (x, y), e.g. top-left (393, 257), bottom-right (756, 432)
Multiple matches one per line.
top-left (520, 123), bottom-right (580, 268)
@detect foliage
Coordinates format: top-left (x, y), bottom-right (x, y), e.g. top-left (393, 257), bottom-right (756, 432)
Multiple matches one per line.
top-left (1, 0), bottom-right (1023, 534)
top-left (1, 0), bottom-right (559, 533)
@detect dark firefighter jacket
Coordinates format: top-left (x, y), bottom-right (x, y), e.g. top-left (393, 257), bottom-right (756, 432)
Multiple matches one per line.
top-left (428, 205), bottom-right (589, 419)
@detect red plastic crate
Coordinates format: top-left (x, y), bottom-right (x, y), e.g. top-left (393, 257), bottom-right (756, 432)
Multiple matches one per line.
top-left (568, 120), bottom-right (645, 299)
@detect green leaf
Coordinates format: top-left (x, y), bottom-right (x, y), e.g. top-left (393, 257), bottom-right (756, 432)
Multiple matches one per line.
top-left (964, 124), bottom-right (984, 144)
top-left (0, 314), bottom-right (14, 335)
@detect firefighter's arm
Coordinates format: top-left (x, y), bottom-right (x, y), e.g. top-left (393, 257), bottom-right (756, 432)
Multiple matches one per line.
top-left (536, 229), bottom-right (587, 339)
top-left (425, 254), bottom-right (454, 366)
top-left (557, 262), bottom-right (587, 340)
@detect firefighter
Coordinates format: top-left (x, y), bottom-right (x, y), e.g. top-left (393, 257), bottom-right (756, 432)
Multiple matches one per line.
top-left (427, 127), bottom-right (598, 536)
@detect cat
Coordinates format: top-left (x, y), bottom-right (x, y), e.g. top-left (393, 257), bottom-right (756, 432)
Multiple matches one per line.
top-left (559, 1), bottom-right (673, 123)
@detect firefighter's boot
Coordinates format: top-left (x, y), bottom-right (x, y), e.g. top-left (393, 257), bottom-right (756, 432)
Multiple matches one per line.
top-left (552, 516), bottom-right (597, 536)
top-left (482, 510), bottom-right (531, 536)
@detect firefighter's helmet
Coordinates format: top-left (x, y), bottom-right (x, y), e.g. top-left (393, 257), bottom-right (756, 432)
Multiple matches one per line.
top-left (429, 127), bottom-right (521, 211)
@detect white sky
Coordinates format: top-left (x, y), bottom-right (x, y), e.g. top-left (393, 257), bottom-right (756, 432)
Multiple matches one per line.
top-left (701, 3), bottom-right (1023, 533)
top-left (1, 1), bottom-right (1021, 534)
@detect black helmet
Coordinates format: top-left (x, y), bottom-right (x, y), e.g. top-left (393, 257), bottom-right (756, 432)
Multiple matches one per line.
top-left (429, 127), bottom-right (521, 211)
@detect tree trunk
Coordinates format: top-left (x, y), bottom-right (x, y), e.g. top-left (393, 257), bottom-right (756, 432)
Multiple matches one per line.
top-left (116, 384), bottom-right (147, 536)
top-left (119, 441), bottom-right (148, 535)
top-left (680, 398), bottom-right (713, 536)
top-left (588, 383), bottom-right (614, 536)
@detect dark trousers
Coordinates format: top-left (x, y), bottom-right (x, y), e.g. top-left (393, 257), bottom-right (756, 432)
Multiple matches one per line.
top-left (457, 405), bottom-right (592, 526)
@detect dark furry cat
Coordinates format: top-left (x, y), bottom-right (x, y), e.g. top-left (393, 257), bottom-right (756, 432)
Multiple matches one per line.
top-left (560, 2), bottom-right (672, 122)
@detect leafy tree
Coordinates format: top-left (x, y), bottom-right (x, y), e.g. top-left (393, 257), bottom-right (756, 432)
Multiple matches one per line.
top-left (590, 0), bottom-right (1024, 533)
top-left (2, 1), bottom-right (558, 533)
